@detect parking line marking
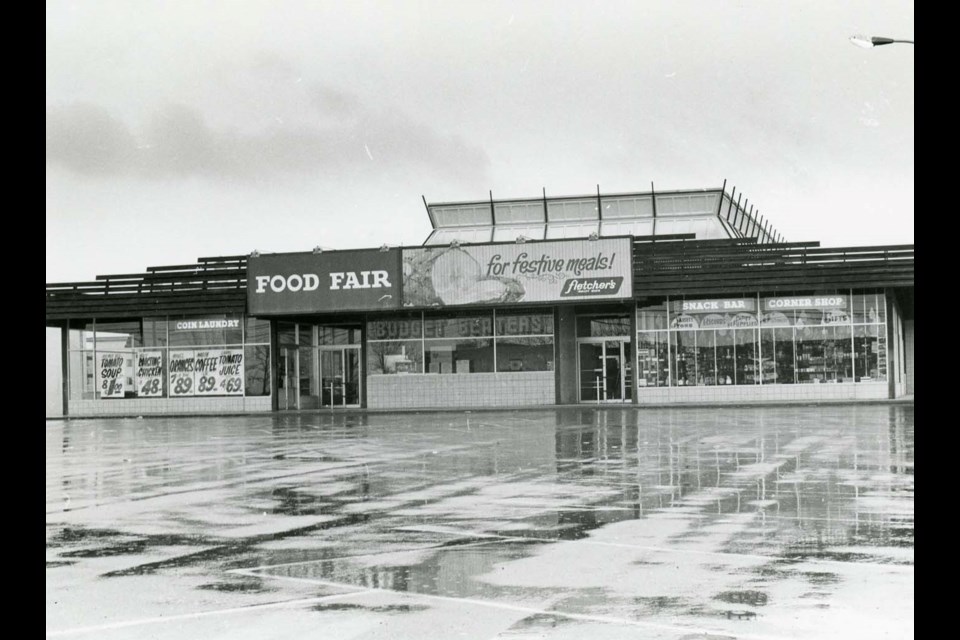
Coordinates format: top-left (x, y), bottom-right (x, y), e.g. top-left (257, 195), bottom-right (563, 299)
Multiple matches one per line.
top-left (229, 570), bottom-right (797, 640)
top-left (45, 590), bottom-right (376, 637)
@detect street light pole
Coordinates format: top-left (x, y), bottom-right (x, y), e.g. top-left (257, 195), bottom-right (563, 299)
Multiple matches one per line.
top-left (850, 35), bottom-right (914, 48)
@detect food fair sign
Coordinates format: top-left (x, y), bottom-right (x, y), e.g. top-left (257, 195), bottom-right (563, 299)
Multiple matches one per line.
top-left (402, 238), bottom-right (632, 307)
top-left (247, 249), bottom-right (402, 315)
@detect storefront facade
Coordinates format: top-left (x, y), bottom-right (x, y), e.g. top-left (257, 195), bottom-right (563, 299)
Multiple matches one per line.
top-left (45, 187), bottom-right (914, 416)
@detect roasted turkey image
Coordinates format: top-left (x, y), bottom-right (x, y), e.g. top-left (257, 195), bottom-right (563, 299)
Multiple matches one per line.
top-left (403, 247), bottom-right (525, 306)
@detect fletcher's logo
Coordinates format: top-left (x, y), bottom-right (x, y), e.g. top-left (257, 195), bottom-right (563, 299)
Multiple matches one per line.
top-left (560, 277), bottom-right (623, 297)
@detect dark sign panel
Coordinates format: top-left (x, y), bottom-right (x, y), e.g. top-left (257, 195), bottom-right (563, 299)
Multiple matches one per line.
top-left (247, 249), bottom-right (402, 315)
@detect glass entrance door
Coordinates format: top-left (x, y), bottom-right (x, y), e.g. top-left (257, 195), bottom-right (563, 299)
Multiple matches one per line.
top-left (578, 339), bottom-right (632, 403)
top-left (278, 346), bottom-right (298, 410)
top-left (320, 347), bottom-right (361, 407)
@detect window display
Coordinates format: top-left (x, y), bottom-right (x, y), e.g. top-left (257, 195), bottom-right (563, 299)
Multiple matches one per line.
top-left (636, 331), bottom-right (669, 387)
top-left (67, 315), bottom-right (269, 400)
top-left (638, 290), bottom-right (888, 389)
top-left (368, 310), bottom-right (554, 376)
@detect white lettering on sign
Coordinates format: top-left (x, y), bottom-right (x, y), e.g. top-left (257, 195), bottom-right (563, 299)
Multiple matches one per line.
top-left (255, 274), bottom-right (321, 293)
top-left (682, 299), bottom-right (747, 311)
top-left (329, 271), bottom-right (392, 290)
top-left (174, 319), bottom-right (241, 330)
top-left (765, 296), bottom-right (847, 310)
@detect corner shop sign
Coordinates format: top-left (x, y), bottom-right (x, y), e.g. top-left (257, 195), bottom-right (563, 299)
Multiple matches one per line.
top-left (247, 249), bottom-right (402, 314)
top-left (764, 296), bottom-right (847, 310)
top-left (402, 238), bottom-right (632, 307)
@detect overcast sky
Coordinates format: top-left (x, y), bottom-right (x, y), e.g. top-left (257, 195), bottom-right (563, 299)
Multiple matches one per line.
top-left (46, 0), bottom-right (913, 283)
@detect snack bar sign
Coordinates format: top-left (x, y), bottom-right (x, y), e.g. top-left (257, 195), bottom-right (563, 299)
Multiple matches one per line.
top-left (247, 249), bottom-right (402, 314)
top-left (402, 238), bottom-right (632, 307)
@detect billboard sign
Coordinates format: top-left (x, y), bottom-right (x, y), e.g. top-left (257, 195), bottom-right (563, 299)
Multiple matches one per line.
top-left (247, 249), bottom-right (402, 315)
top-left (402, 238), bottom-right (632, 307)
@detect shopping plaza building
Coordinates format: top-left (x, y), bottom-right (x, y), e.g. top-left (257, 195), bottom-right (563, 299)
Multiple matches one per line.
top-left (45, 185), bottom-right (915, 417)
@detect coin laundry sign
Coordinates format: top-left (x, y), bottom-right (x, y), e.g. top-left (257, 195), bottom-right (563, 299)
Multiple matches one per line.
top-left (173, 319), bottom-right (240, 331)
top-left (402, 238), bottom-right (632, 307)
top-left (247, 249), bottom-right (402, 314)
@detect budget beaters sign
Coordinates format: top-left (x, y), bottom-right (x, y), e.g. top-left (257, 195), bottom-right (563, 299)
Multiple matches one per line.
top-left (402, 237), bottom-right (632, 307)
top-left (247, 249), bottom-right (402, 314)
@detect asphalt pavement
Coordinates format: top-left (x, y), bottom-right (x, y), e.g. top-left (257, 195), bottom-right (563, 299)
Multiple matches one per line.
top-left (46, 405), bottom-right (914, 639)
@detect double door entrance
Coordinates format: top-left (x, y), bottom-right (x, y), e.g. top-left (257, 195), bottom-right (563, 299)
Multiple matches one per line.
top-left (278, 345), bottom-right (361, 409)
top-left (578, 339), bottom-right (633, 403)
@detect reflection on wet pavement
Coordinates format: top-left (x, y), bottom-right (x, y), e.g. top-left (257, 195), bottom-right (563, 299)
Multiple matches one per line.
top-left (46, 406), bottom-right (913, 639)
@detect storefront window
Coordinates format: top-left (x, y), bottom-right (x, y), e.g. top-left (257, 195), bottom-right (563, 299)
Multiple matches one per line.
top-left (424, 313), bottom-right (493, 338)
top-left (68, 321), bottom-right (96, 401)
top-left (761, 327), bottom-right (795, 384)
top-left (317, 326), bottom-right (361, 345)
top-left (796, 326), bottom-right (831, 384)
top-left (825, 325), bottom-right (853, 383)
top-left (716, 329), bottom-right (735, 385)
top-left (853, 291), bottom-right (886, 324)
top-left (735, 328), bottom-right (759, 385)
top-left (367, 340), bottom-right (423, 374)
top-left (637, 301), bottom-right (667, 331)
top-left (143, 318), bottom-right (168, 347)
top-left (425, 338), bottom-right (493, 373)
top-left (245, 317), bottom-right (271, 345)
top-left (672, 330), bottom-right (697, 386)
top-left (244, 345), bottom-right (271, 396)
top-left (577, 315), bottom-right (631, 337)
top-left (495, 337), bottom-right (553, 372)
top-left (277, 322), bottom-right (297, 346)
top-left (796, 325), bottom-right (854, 384)
top-left (854, 324), bottom-right (886, 382)
top-left (495, 312), bottom-right (553, 336)
top-left (367, 316), bottom-right (423, 341)
top-left (696, 330), bottom-right (717, 385)
top-left (299, 345), bottom-right (316, 405)
top-left (67, 315), bottom-right (267, 401)
top-left (92, 321), bottom-right (141, 398)
top-left (635, 290), bottom-right (888, 391)
top-left (495, 311), bottom-right (554, 372)
top-left (367, 315), bottom-right (424, 375)
top-left (369, 311), bottom-right (554, 376)
top-left (636, 331), bottom-right (669, 387)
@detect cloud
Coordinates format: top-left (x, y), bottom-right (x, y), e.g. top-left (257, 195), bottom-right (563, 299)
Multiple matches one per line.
top-left (45, 103), bottom-right (137, 175)
top-left (46, 94), bottom-right (491, 186)
top-left (310, 85), bottom-right (362, 118)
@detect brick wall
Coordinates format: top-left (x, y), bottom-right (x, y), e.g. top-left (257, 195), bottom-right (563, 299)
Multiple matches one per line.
top-left (367, 372), bottom-right (555, 409)
top-left (635, 382), bottom-right (889, 404)
top-left (68, 396), bottom-right (273, 417)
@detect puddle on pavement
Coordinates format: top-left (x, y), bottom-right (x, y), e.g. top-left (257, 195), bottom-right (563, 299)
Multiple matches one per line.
top-left (46, 560), bottom-right (76, 568)
top-left (312, 602), bottom-right (430, 614)
top-left (197, 577), bottom-right (274, 593)
top-left (713, 590), bottom-right (768, 606)
top-left (47, 526), bottom-right (213, 561)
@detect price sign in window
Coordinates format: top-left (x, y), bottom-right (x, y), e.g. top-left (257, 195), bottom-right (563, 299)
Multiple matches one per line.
top-left (135, 350), bottom-right (164, 397)
top-left (169, 351), bottom-right (196, 396)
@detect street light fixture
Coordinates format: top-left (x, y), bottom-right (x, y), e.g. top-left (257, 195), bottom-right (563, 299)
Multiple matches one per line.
top-left (850, 35), bottom-right (914, 48)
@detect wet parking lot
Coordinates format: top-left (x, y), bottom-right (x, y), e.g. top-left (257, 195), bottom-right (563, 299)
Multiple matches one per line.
top-left (46, 406), bottom-right (913, 639)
